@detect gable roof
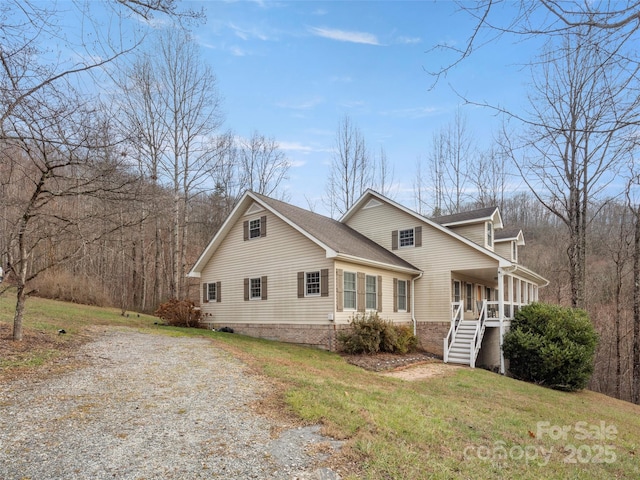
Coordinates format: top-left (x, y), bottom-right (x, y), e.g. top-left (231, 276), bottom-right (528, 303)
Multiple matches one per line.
top-left (495, 228), bottom-right (525, 245)
top-left (341, 190), bottom-right (513, 268)
top-left (431, 206), bottom-right (504, 229)
top-left (188, 191), bottom-right (420, 277)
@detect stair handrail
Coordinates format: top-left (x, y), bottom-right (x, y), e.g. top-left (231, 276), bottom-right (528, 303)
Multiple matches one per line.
top-left (444, 302), bottom-right (463, 363)
top-left (470, 300), bottom-right (488, 368)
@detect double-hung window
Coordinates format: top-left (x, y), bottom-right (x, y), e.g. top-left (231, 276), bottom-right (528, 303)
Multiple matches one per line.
top-left (344, 272), bottom-right (356, 310)
top-left (250, 277), bottom-right (262, 299)
top-left (399, 228), bottom-right (414, 248)
top-left (249, 219), bottom-right (261, 239)
top-left (486, 222), bottom-right (493, 248)
top-left (397, 280), bottom-right (407, 311)
top-left (365, 274), bottom-right (377, 310)
top-left (305, 271), bottom-right (320, 296)
top-left (207, 283), bottom-right (217, 302)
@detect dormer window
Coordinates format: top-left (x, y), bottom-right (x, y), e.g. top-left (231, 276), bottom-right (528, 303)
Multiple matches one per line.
top-left (486, 222), bottom-right (493, 248)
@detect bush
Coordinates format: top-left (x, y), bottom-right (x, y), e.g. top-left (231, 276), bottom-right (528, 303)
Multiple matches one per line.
top-left (338, 312), bottom-right (418, 355)
top-left (502, 303), bottom-right (598, 391)
top-left (154, 299), bottom-right (202, 328)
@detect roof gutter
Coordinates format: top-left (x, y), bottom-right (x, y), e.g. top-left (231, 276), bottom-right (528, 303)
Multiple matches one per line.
top-left (333, 252), bottom-right (421, 275)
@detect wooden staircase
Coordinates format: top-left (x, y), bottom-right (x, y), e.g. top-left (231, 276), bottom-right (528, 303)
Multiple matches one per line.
top-left (446, 320), bottom-right (477, 365)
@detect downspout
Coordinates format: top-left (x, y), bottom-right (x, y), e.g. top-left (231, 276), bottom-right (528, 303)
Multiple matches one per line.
top-left (411, 271), bottom-right (424, 336)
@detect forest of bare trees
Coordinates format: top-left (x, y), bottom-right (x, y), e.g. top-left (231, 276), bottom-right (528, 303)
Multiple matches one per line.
top-left (1, 0), bottom-right (640, 404)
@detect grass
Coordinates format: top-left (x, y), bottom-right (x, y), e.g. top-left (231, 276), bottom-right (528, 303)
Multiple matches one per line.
top-left (1, 294), bottom-right (639, 479)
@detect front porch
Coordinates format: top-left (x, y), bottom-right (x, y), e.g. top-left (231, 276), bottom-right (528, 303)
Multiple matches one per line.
top-left (443, 265), bottom-right (545, 374)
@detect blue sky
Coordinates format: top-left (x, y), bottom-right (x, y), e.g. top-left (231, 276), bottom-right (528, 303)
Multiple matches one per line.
top-left (187, 1), bottom-right (537, 214)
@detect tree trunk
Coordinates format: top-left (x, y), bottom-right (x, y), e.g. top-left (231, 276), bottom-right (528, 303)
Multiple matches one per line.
top-left (633, 209), bottom-right (640, 404)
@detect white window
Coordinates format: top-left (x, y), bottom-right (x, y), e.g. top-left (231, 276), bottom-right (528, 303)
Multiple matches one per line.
top-left (453, 280), bottom-right (461, 304)
top-left (397, 280), bottom-right (407, 311)
top-left (399, 228), bottom-right (414, 248)
top-left (250, 277), bottom-right (261, 299)
top-left (486, 222), bottom-right (493, 247)
top-left (207, 283), bottom-right (217, 301)
top-left (512, 241), bottom-right (518, 262)
top-left (306, 271), bottom-right (320, 296)
top-left (344, 272), bottom-right (356, 310)
top-left (249, 219), bottom-right (261, 239)
top-left (366, 275), bottom-right (377, 310)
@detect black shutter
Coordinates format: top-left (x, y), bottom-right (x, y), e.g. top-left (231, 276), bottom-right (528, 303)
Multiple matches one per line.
top-left (261, 276), bottom-right (268, 300)
top-left (243, 221), bottom-right (249, 241)
top-left (244, 278), bottom-right (249, 301)
top-left (203, 283), bottom-right (209, 303)
top-left (392, 230), bottom-right (398, 250)
top-left (216, 281), bottom-right (221, 302)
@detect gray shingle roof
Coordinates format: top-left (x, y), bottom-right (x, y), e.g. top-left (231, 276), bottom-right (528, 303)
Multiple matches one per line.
top-left (431, 206), bottom-right (498, 225)
top-left (495, 228), bottom-right (522, 241)
top-left (253, 193), bottom-right (419, 271)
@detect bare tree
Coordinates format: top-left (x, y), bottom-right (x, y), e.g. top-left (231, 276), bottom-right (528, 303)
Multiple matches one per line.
top-left (503, 29), bottom-right (640, 308)
top-left (429, 1), bottom-right (640, 87)
top-left (0, 0), bottom-right (192, 340)
top-left (238, 131), bottom-right (291, 199)
top-left (142, 29), bottom-right (224, 299)
top-left (627, 171), bottom-right (640, 404)
top-left (324, 115), bottom-right (371, 217)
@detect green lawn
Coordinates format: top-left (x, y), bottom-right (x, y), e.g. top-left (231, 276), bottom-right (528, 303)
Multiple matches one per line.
top-left (1, 294), bottom-right (639, 479)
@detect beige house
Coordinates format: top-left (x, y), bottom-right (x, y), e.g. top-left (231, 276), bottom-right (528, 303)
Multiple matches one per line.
top-left (188, 189), bottom-right (548, 373)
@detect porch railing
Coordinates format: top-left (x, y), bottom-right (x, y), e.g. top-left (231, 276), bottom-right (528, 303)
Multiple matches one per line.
top-left (470, 300), bottom-right (488, 368)
top-left (444, 302), bottom-right (463, 363)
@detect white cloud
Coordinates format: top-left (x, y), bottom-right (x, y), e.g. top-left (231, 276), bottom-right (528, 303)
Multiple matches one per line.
top-left (278, 141), bottom-right (315, 153)
top-left (396, 36), bottom-right (421, 45)
top-left (308, 26), bottom-right (381, 46)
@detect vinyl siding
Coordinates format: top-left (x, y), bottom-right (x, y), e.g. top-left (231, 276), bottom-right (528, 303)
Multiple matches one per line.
top-left (446, 223), bottom-right (486, 247)
top-left (345, 201), bottom-right (499, 324)
top-left (494, 242), bottom-right (512, 261)
top-left (333, 260), bottom-right (414, 325)
top-left (200, 208), bottom-right (334, 325)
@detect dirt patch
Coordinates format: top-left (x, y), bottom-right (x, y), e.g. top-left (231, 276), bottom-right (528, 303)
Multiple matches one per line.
top-left (341, 351), bottom-right (440, 372)
top-left (380, 361), bottom-right (462, 381)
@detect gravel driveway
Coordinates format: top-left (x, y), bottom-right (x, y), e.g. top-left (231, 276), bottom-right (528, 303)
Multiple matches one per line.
top-left (0, 330), bottom-right (342, 480)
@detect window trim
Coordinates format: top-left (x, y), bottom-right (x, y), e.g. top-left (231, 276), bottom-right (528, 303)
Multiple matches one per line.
top-left (343, 271), bottom-right (357, 310)
top-left (398, 228), bottom-right (415, 248)
top-left (365, 274), bottom-right (377, 310)
top-left (207, 282), bottom-right (217, 302)
top-left (250, 277), bottom-right (262, 300)
top-left (305, 271), bottom-right (321, 297)
top-left (397, 279), bottom-right (407, 312)
top-left (486, 222), bottom-right (493, 248)
top-left (249, 218), bottom-right (261, 239)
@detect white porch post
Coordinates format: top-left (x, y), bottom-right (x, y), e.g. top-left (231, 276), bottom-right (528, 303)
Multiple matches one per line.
top-left (498, 268), bottom-right (505, 375)
top-left (508, 275), bottom-right (514, 318)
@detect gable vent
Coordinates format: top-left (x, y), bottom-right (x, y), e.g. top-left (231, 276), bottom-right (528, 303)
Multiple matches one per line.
top-left (245, 202), bottom-right (264, 216)
top-left (364, 199), bottom-right (382, 209)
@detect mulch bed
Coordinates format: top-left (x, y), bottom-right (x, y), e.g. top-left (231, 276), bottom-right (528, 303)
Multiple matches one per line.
top-left (341, 351), bottom-right (441, 372)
